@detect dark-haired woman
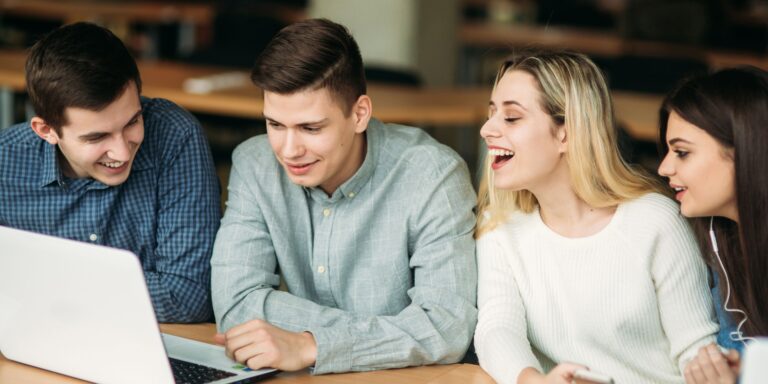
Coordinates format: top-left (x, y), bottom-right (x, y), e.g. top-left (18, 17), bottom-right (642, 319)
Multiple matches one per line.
top-left (658, 66), bottom-right (768, 384)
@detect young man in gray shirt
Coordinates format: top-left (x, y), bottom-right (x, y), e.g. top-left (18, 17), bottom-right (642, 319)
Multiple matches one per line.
top-left (211, 18), bottom-right (477, 374)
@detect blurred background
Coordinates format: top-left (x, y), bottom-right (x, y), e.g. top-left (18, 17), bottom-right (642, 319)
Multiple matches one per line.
top-left (1, 0), bottom-right (767, 195)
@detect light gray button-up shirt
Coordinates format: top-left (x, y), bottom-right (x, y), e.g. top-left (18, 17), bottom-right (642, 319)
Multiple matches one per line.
top-left (211, 119), bottom-right (477, 374)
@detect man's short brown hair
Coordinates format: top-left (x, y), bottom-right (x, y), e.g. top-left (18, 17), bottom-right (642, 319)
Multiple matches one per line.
top-left (251, 18), bottom-right (366, 115)
top-left (25, 22), bottom-right (142, 133)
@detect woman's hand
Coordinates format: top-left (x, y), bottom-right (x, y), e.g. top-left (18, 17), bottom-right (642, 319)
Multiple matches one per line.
top-left (518, 363), bottom-right (588, 384)
top-left (684, 343), bottom-right (740, 384)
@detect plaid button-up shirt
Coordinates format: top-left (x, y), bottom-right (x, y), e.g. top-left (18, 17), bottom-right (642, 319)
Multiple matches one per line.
top-left (0, 97), bottom-right (220, 322)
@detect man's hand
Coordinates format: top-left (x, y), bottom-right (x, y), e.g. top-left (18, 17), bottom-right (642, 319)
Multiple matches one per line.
top-left (214, 319), bottom-right (317, 371)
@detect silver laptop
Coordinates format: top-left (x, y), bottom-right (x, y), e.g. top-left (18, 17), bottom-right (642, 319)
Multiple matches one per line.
top-left (0, 226), bottom-right (277, 384)
top-left (742, 338), bottom-right (768, 384)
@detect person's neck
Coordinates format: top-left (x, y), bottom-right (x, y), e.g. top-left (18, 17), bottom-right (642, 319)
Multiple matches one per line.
top-left (320, 131), bottom-right (367, 196)
top-left (56, 145), bottom-right (78, 179)
top-left (530, 167), bottom-right (616, 238)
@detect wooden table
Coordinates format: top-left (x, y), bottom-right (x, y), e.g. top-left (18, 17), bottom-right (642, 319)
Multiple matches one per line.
top-left (611, 91), bottom-right (663, 142)
top-left (461, 22), bottom-right (625, 58)
top-left (706, 50), bottom-right (768, 71)
top-left (460, 22), bottom-right (768, 71)
top-left (0, 0), bottom-right (215, 57)
top-left (0, 0), bottom-right (213, 26)
top-left (0, 323), bottom-right (495, 384)
top-left (459, 22), bottom-right (712, 63)
top-left (0, 49), bottom-right (661, 142)
top-left (0, 49), bottom-right (490, 128)
top-left (135, 61), bottom-right (492, 127)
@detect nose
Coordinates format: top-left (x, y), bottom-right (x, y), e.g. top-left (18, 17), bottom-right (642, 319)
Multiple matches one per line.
top-left (107, 135), bottom-right (133, 162)
top-left (281, 129), bottom-right (304, 159)
top-left (480, 116), bottom-right (501, 141)
top-left (657, 152), bottom-right (674, 177)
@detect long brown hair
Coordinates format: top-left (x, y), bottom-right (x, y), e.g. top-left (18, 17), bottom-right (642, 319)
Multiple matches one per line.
top-left (659, 66), bottom-right (768, 336)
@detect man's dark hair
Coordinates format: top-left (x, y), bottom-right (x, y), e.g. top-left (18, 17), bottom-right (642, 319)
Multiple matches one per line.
top-left (251, 18), bottom-right (366, 115)
top-left (25, 22), bottom-right (142, 133)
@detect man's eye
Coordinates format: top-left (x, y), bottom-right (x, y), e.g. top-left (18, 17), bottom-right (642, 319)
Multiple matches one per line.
top-left (86, 135), bottom-right (106, 143)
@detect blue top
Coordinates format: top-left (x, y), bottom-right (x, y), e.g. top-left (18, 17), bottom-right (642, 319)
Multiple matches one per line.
top-left (711, 268), bottom-right (747, 353)
top-left (0, 97), bottom-right (220, 322)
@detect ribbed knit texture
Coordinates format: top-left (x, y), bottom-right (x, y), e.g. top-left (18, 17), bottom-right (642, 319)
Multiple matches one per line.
top-left (475, 193), bottom-right (718, 384)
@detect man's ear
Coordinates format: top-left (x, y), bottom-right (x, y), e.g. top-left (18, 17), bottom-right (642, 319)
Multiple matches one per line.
top-left (352, 95), bottom-right (372, 134)
top-left (30, 117), bottom-right (60, 145)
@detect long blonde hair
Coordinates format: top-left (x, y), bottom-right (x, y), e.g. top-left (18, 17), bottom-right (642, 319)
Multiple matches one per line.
top-left (476, 50), bottom-right (664, 237)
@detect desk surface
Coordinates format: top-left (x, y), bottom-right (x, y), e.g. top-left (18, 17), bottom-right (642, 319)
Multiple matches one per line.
top-left (0, 49), bottom-right (661, 141)
top-left (0, 323), bottom-right (494, 384)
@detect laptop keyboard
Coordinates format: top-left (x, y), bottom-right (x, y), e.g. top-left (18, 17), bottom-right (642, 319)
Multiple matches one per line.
top-left (169, 357), bottom-right (237, 384)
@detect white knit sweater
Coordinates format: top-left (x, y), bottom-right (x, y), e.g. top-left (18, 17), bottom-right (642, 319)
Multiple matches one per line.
top-left (475, 193), bottom-right (718, 384)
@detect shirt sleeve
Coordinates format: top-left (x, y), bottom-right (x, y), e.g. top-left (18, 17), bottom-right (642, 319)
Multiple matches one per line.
top-left (650, 207), bottom-right (718, 372)
top-left (474, 231), bottom-right (541, 384)
top-left (145, 112), bottom-right (220, 323)
top-left (211, 151), bottom-right (477, 374)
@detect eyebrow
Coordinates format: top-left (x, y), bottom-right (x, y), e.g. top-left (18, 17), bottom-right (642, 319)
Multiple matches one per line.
top-left (668, 138), bottom-right (693, 145)
top-left (78, 109), bottom-right (143, 141)
top-left (264, 116), bottom-right (329, 127)
top-left (489, 100), bottom-right (527, 111)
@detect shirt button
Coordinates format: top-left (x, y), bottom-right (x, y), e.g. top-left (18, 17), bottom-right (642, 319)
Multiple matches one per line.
top-left (323, 208), bottom-right (331, 217)
top-left (317, 265), bottom-right (326, 274)
top-left (348, 192), bottom-right (356, 198)
top-left (89, 233), bottom-right (98, 242)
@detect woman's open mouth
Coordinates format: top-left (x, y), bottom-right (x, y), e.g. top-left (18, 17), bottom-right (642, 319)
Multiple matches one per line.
top-left (489, 148), bottom-right (514, 170)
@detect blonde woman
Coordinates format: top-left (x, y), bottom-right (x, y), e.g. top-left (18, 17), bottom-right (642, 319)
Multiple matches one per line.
top-left (474, 51), bottom-right (718, 384)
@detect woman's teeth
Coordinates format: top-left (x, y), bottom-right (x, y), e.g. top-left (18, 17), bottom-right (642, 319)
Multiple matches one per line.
top-left (488, 149), bottom-right (514, 157)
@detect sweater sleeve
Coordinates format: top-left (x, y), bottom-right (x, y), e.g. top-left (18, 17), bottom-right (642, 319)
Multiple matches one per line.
top-left (475, 230), bottom-right (541, 384)
top-left (650, 205), bottom-right (718, 373)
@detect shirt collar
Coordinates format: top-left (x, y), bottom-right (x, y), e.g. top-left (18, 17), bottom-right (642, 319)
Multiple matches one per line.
top-left (131, 142), bottom-right (152, 171)
top-left (39, 142), bottom-right (64, 188)
top-left (127, 100), bottom-right (152, 172)
top-left (337, 118), bottom-right (381, 197)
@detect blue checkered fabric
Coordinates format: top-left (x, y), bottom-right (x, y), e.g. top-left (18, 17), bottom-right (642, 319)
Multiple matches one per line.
top-left (0, 97), bottom-right (220, 322)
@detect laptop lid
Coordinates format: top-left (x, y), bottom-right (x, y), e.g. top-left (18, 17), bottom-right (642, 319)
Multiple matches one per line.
top-left (0, 226), bottom-right (276, 384)
top-left (741, 338), bottom-right (768, 384)
top-left (0, 226), bottom-right (174, 383)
